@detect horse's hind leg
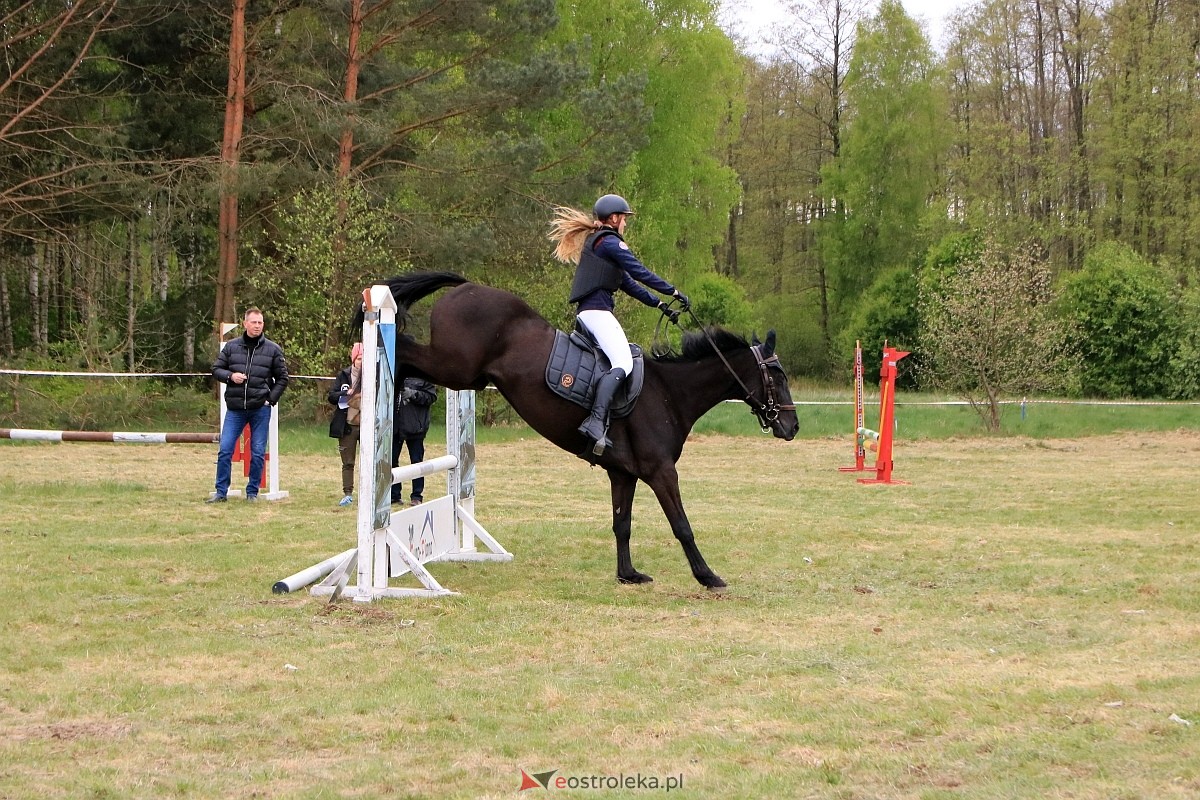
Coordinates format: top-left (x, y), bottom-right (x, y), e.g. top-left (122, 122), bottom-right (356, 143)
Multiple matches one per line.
top-left (647, 467), bottom-right (727, 591)
top-left (609, 471), bottom-right (652, 584)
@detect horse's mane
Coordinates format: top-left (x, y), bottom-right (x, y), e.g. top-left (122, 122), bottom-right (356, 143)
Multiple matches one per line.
top-left (652, 327), bottom-right (749, 363)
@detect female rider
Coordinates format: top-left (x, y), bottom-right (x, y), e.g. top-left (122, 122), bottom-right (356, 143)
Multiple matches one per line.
top-left (549, 194), bottom-right (689, 455)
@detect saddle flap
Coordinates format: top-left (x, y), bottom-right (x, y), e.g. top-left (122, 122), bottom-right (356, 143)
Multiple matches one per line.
top-left (545, 330), bottom-right (643, 418)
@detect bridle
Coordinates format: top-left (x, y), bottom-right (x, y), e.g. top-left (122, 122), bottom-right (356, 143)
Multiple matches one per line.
top-left (747, 343), bottom-right (795, 431)
top-left (667, 309), bottom-right (794, 433)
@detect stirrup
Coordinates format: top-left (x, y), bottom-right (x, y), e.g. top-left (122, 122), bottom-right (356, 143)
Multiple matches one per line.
top-left (578, 417), bottom-right (611, 455)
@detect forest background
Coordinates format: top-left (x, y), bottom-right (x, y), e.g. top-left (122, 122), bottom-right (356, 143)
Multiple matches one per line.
top-left (1, 0), bottom-right (1198, 426)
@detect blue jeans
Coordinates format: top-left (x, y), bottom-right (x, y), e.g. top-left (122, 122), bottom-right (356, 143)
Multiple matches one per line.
top-left (215, 404), bottom-right (272, 498)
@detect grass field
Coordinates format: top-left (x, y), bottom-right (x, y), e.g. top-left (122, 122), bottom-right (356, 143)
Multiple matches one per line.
top-left (2, 423), bottom-right (1199, 798)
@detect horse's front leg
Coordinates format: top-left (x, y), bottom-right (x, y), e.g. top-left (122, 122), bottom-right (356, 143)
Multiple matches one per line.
top-left (609, 471), bottom-right (653, 584)
top-left (647, 466), bottom-right (726, 591)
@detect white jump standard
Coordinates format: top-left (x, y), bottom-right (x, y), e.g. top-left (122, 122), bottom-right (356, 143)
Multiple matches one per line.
top-left (273, 284), bottom-right (511, 601)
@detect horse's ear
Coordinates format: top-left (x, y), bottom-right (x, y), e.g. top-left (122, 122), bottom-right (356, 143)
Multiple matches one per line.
top-left (763, 330), bottom-right (776, 357)
top-left (751, 331), bottom-right (761, 346)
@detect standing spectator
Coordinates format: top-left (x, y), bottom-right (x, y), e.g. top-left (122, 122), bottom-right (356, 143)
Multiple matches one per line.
top-left (208, 307), bottom-right (289, 503)
top-left (328, 343), bottom-right (364, 507)
top-left (392, 375), bottom-right (437, 506)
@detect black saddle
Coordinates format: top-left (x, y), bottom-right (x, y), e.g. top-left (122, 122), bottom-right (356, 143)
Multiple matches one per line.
top-left (545, 325), bottom-right (645, 418)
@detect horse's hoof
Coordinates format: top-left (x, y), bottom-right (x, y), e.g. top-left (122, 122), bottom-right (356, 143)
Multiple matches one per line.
top-left (617, 573), bottom-right (654, 585)
top-left (706, 585), bottom-right (728, 595)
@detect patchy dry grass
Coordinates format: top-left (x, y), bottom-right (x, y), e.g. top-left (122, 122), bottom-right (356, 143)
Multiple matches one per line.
top-left (1, 430), bottom-right (1198, 799)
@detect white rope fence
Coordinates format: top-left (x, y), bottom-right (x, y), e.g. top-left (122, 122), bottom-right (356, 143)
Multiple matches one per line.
top-left (2, 369), bottom-right (1196, 406)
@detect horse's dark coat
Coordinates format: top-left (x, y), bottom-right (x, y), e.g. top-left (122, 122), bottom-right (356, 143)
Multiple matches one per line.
top-left (371, 271), bottom-right (799, 589)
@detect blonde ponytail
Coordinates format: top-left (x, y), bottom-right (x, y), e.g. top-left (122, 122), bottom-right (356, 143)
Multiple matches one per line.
top-left (548, 206), bottom-right (600, 265)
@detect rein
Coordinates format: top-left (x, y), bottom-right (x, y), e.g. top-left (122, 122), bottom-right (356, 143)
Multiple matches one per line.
top-left (659, 305), bottom-right (794, 433)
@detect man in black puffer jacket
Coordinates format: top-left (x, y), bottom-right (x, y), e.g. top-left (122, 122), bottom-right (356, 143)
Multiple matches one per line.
top-left (207, 307), bottom-right (289, 502)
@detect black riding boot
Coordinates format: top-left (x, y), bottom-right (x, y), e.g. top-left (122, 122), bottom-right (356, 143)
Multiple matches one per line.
top-left (578, 367), bottom-right (626, 456)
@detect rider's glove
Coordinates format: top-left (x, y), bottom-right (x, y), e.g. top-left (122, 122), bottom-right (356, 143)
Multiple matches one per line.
top-left (672, 290), bottom-right (690, 312)
top-left (657, 301), bottom-right (681, 324)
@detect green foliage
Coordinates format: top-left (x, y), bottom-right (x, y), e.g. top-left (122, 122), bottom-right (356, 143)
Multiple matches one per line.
top-left (1166, 285), bottom-right (1200, 400)
top-left (572, 0), bottom-right (743, 286)
top-left (246, 182), bottom-right (405, 375)
top-left (839, 267), bottom-right (921, 389)
top-left (920, 239), bottom-right (1075, 430)
top-left (1094, 0), bottom-right (1200, 269)
top-left (1056, 242), bottom-right (1180, 399)
top-left (751, 291), bottom-right (829, 378)
top-left (686, 272), bottom-right (754, 331)
top-left (726, 58), bottom-right (835, 375)
top-left (820, 0), bottom-right (947, 322)
top-left (0, 374), bottom-right (212, 432)
top-left (923, 230), bottom-right (984, 277)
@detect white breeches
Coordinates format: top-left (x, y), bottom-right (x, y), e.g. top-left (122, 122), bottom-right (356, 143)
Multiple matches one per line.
top-left (577, 310), bottom-right (633, 375)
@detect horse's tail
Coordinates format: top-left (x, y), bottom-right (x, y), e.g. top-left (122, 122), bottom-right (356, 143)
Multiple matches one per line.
top-left (380, 271), bottom-right (468, 314)
top-left (351, 271), bottom-right (468, 333)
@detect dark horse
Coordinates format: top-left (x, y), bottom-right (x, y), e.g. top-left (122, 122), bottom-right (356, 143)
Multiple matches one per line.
top-left (373, 271), bottom-right (799, 590)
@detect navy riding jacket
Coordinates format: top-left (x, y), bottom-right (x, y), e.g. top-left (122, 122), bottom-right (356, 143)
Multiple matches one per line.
top-left (572, 228), bottom-right (676, 313)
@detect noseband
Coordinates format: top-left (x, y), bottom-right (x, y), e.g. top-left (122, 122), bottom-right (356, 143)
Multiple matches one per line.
top-left (692, 326), bottom-right (795, 433)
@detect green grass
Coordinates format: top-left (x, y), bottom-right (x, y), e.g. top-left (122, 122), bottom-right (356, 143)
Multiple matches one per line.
top-left (271, 393), bottom-right (1199, 456)
top-left (691, 393), bottom-right (1199, 440)
top-left (2, 428), bottom-right (1199, 798)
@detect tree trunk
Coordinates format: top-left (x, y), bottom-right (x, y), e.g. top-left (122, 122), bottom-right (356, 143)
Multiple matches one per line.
top-left (216, 0), bottom-right (248, 334)
top-left (153, 205), bottom-right (170, 303)
top-left (182, 219), bottom-right (201, 373)
top-left (0, 267), bottom-right (13, 356)
top-left (325, 0), bottom-right (363, 354)
top-left (75, 235), bottom-right (94, 343)
top-left (126, 221), bottom-right (136, 371)
top-left (38, 241), bottom-right (51, 349)
top-left (28, 248), bottom-right (44, 357)
top-left (54, 237), bottom-right (70, 342)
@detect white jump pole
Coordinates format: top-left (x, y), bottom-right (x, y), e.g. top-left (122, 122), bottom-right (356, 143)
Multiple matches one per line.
top-left (272, 548), bottom-right (356, 594)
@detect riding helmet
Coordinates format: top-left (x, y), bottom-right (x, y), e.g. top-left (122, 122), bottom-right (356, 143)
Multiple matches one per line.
top-left (593, 194), bottom-right (633, 219)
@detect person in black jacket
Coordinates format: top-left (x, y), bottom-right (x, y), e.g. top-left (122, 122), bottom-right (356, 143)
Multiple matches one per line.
top-left (328, 343), bottom-right (363, 507)
top-left (391, 376), bottom-right (437, 506)
top-left (207, 307), bottom-right (289, 503)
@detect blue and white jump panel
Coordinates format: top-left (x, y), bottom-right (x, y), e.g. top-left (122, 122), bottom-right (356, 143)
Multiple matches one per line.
top-left (273, 284), bottom-right (511, 602)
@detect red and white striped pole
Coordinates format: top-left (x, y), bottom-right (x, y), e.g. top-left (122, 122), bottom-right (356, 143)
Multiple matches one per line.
top-left (838, 340), bottom-right (867, 473)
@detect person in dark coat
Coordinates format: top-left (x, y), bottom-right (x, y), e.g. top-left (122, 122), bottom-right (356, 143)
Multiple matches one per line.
top-left (391, 376), bottom-right (437, 506)
top-left (328, 343), bottom-right (364, 507)
top-left (207, 307), bottom-right (289, 502)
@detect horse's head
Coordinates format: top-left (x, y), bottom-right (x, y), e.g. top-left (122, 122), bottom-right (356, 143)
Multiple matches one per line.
top-left (749, 330), bottom-right (799, 441)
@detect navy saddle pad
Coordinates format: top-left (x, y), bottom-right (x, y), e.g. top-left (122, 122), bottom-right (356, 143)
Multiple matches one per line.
top-left (545, 330), bottom-right (644, 419)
